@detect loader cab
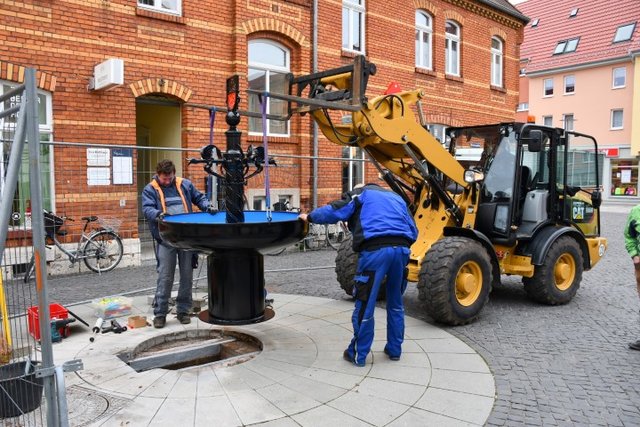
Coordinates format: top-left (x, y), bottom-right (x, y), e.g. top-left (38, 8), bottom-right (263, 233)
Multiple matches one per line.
top-left (452, 123), bottom-right (602, 245)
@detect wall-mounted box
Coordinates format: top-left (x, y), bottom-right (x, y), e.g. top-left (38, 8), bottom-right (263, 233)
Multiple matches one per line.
top-left (92, 58), bottom-right (124, 91)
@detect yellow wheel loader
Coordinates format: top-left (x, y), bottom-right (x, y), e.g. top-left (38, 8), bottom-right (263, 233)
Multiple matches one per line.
top-left (258, 55), bottom-right (607, 325)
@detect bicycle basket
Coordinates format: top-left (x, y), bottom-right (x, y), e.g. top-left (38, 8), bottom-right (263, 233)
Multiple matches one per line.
top-left (43, 211), bottom-right (64, 237)
top-left (98, 217), bottom-right (122, 232)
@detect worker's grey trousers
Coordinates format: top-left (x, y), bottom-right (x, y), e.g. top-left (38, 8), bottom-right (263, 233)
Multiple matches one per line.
top-left (153, 242), bottom-right (193, 317)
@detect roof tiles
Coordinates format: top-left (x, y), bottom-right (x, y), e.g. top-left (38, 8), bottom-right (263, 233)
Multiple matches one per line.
top-left (517, 0), bottom-right (640, 74)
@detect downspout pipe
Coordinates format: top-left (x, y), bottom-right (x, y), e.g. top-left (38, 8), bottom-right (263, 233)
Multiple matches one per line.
top-left (312, 0), bottom-right (318, 209)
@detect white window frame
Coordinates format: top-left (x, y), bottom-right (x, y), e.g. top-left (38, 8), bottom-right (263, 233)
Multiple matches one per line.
top-left (247, 39), bottom-right (290, 137)
top-left (342, 146), bottom-right (365, 193)
top-left (611, 109), bottom-right (624, 130)
top-left (563, 114), bottom-right (574, 131)
top-left (542, 115), bottom-right (553, 127)
top-left (445, 21), bottom-right (461, 77)
top-left (137, 0), bottom-right (181, 16)
top-left (516, 102), bottom-right (529, 112)
top-left (614, 23), bottom-right (636, 43)
top-left (491, 37), bottom-right (503, 87)
top-left (543, 78), bottom-right (554, 97)
top-left (342, 0), bottom-right (365, 53)
top-left (415, 11), bottom-right (433, 70)
top-left (564, 75), bottom-right (575, 94)
top-left (554, 38), bottom-right (579, 54)
top-left (0, 81), bottom-right (55, 227)
top-left (247, 189), bottom-right (299, 211)
top-left (613, 67), bottom-right (626, 88)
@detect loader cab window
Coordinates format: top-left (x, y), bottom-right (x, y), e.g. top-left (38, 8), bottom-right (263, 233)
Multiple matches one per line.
top-left (483, 134), bottom-right (517, 202)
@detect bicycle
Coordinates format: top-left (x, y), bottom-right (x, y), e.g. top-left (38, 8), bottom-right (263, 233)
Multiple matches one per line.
top-left (265, 201), bottom-right (351, 254)
top-left (24, 210), bottom-right (124, 282)
top-left (325, 220), bottom-right (351, 250)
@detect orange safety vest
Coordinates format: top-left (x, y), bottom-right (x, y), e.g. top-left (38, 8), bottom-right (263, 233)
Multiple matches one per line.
top-left (150, 176), bottom-right (189, 214)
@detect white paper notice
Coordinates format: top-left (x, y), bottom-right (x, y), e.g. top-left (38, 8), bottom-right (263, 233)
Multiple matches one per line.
top-left (113, 156), bottom-right (133, 184)
top-left (87, 167), bottom-right (111, 186)
top-left (87, 148), bottom-right (111, 166)
top-left (622, 169), bottom-right (632, 184)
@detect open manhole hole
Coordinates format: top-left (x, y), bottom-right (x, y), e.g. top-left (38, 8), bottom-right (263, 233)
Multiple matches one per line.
top-left (117, 330), bottom-right (261, 372)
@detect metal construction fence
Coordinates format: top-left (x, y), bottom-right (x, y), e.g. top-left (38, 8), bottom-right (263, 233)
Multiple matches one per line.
top-left (0, 84), bottom-right (368, 424)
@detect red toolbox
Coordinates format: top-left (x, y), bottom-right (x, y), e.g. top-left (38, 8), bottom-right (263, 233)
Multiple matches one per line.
top-left (27, 303), bottom-right (69, 340)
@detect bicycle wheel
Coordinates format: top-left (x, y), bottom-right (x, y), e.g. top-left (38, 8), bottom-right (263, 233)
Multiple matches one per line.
top-left (24, 254), bottom-right (35, 283)
top-left (83, 230), bottom-right (124, 273)
top-left (326, 221), bottom-right (350, 250)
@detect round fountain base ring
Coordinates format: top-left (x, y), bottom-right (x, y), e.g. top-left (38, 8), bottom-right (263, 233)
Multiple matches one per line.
top-left (198, 306), bottom-right (275, 325)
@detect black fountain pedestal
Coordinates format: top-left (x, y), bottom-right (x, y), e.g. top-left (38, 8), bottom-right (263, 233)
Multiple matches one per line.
top-left (158, 75), bottom-right (307, 325)
top-left (159, 211), bottom-right (306, 325)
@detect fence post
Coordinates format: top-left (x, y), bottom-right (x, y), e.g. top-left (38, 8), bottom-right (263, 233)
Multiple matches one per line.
top-left (0, 92), bottom-right (27, 265)
top-left (25, 68), bottom-right (61, 426)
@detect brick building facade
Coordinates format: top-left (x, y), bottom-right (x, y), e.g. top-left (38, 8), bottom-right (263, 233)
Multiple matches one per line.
top-left (0, 0), bottom-right (527, 266)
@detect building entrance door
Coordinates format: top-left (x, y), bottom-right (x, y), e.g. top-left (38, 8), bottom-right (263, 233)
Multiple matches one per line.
top-left (135, 97), bottom-right (182, 260)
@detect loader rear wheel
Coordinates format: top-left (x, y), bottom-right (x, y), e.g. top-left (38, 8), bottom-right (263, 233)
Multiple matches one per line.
top-left (418, 237), bottom-right (492, 325)
top-left (523, 236), bottom-right (582, 305)
top-left (335, 235), bottom-right (386, 300)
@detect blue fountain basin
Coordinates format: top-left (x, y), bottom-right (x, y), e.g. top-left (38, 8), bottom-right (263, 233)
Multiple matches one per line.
top-left (158, 211), bottom-right (308, 253)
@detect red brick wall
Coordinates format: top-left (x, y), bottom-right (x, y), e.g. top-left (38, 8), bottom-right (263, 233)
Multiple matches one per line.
top-left (0, 0), bottom-right (524, 229)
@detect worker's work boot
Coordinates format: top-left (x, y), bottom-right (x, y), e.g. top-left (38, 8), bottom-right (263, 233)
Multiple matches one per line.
top-left (177, 313), bottom-right (191, 325)
top-left (153, 316), bottom-right (166, 329)
top-left (629, 340), bottom-right (640, 351)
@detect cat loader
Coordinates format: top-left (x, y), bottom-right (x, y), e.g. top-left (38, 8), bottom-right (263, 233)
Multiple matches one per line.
top-left (264, 55), bottom-right (608, 325)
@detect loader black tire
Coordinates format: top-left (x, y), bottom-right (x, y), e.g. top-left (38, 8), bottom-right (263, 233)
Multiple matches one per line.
top-left (523, 236), bottom-right (582, 305)
top-left (418, 236), bottom-right (492, 325)
top-left (335, 235), bottom-right (386, 300)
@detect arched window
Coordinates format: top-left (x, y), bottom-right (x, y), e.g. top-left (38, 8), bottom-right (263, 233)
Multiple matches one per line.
top-left (445, 21), bottom-right (460, 76)
top-left (415, 11), bottom-right (433, 69)
top-left (491, 37), bottom-right (503, 87)
top-left (247, 39), bottom-right (290, 136)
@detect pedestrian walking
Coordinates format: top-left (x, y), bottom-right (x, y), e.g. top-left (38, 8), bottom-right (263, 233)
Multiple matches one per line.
top-left (142, 159), bottom-right (213, 328)
top-left (624, 203), bottom-right (640, 351)
top-left (299, 183), bottom-right (418, 366)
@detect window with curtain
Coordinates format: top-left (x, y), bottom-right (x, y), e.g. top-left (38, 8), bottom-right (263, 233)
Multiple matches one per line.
top-left (564, 75), bottom-right (575, 94)
top-left (0, 81), bottom-right (53, 227)
top-left (611, 109), bottom-right (623, 129)
top-left (491, 37), bottom-right (503, 87)
top-left (342, 0), bottom-right (365, 53)
top-left (247, 40), bottom-right (290, 136)
top-left (445, 21), bottom-right (461, 76)
top-left (613, 67), bottom-right (626, 88)
top-left (543, 78), bottom-right (554, 96)
top-left (415, 11), bottom-right (432, 69)
top-left (563, 114), bottom-right (574, 131)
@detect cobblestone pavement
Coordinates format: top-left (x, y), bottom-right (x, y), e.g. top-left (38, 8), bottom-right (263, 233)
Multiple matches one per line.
top-left (37, 207), bottom-right (640, 426)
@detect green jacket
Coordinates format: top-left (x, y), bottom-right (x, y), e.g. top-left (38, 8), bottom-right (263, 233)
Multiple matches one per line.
top-left (624, 204), bottom-right (640, 257)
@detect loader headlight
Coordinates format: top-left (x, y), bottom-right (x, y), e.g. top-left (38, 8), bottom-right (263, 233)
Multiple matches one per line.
top-left (464, 169), bottom-right (484, 183)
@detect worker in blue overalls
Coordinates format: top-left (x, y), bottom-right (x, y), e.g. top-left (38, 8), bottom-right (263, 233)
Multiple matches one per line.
top-left (300, 183), bottom-right (418, 366)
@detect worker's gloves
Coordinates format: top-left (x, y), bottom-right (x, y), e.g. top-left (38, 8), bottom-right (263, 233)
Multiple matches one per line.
top-left (206, 206), bottom-right (218, 214)
top-left (157, 212), bottom-right (166, 222)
